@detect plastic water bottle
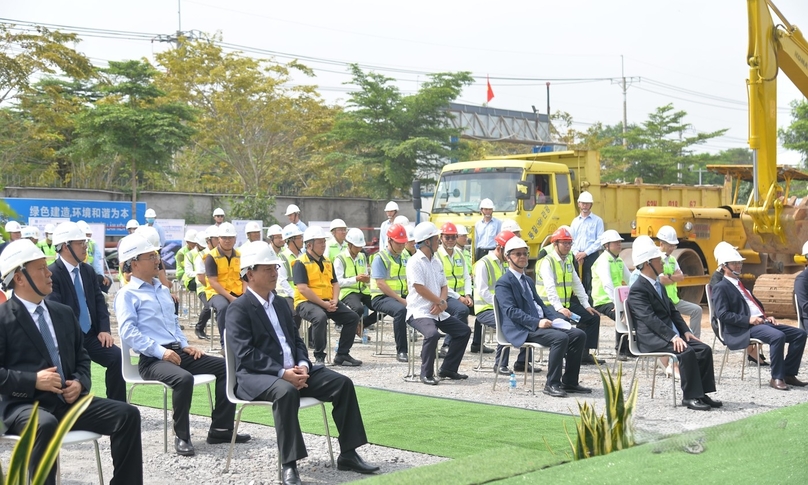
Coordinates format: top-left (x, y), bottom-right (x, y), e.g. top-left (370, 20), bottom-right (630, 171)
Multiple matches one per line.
top-left (509, 373), bottom-right (517, 392)
top-left (570, 312), bottom-right (581, 323)
top-left (362, 328), bottom-right (369, 344)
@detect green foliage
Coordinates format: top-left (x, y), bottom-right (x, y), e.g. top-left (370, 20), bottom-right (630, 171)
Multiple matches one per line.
top-left (566, 363), bottom-right (638, 460)
top-left (1, 394), bottom-right (93, 485)
top-left (780, 99), bottom-right (808, 168)
top-left (226, 192), bottom-right (278, 227)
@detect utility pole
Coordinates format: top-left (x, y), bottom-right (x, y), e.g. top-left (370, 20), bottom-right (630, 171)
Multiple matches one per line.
top-left (152, 0), bottom-right (199, 48)
top-left (611, 55), bottom-right (640, 147)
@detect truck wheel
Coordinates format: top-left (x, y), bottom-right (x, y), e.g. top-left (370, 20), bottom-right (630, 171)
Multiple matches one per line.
top-left (671, 248), bottom-right (705, 304)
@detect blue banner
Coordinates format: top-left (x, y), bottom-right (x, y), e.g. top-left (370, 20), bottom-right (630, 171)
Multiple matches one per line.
top-left (1, 198), bottom-right (147, 236)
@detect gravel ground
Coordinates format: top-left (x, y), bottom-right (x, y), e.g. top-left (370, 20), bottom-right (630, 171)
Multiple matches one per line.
top-left (3, 304), bottom-right (807, 484)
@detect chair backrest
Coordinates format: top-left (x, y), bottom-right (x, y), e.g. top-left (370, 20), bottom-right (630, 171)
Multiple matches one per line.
top-left (222, 330), bottom-right (241, 403)
top-left (622, 299), bottom-right (643, 356)
top-left (613, 285), bottom-right (630, 334)
top-left (119, 336), bottom-right (143, 382)
top-left (492, 294), bottom-right (511, 347)
top-left (704, 283), bottom-right (728, 341)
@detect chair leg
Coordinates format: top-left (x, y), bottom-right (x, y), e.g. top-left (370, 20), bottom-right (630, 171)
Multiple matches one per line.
top-left (493, 348), bottom-right (504, 391)
top-left (93, 439), bottom-right (104, 485)
top-left (374, 313), bottom-right (383, 355)
top-left (206, 383), bottom-right (214, 413)
top-left (474, 326), bottom-right (487, 371)
top-left (718, 348), bottom-right (729, 383)
top-left (530, 348), bottom-right (536, 395)
top-left (756, 343), bottom-right (762, 388)
top-left (224, 405), bottom-right (245, 472)
top-left (650, 358), bottom-right (658, 399)
top-left (670, 355), bottom-right (677, 407)
top-left (319, 404), bottom-right (335, 467)
top-left (741, 348), bottom-right (747, 380)
top-left (630, 359), bottom-right (640, 393)
top-left (56, 455), bottom-right (61, 485)
top-left (163, 387), bottom-right (168, 454)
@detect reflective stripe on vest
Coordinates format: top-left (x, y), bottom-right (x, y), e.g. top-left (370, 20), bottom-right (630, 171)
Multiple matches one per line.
top-left (370, 250), bottom-right (408, 298)
top-left (473, 254), bottom-right (504, 314)
top-left (175, 246), bottom-right (189, 280)
top-left (293, 253), bottom-right (334, 309)
top-left (327, 240), bottom-right (346, 262)
top-left (85, 239), bottom-right (95, 265)
top-left (337, 249), bottom-right (369, 299)
top-left (662, 255), bottom-right (680, 304)
top-left (278, 248), bottom-right (297, 288)
top-left (536, 253), bottom-right (574, 307)
top-left (204, 247), bottom-right (242, 300)
top-left (37, 241), bottom-right (57, 265)
top-left (437, 247), bottom-right (467, 295)
top-left (591, 252), bottom-right (625, 306)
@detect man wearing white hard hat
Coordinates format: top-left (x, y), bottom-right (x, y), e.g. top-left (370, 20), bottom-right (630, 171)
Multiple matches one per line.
top-left (474, 198), bottom-right (501, 262)
top-left (175, 229), bottom-right (198, 284)
top-left (293, 226), bottom-right (361, 366)
top-left (227, 242), bottom-right (379, 483)
top-left (266, 224), bottom-right (296, 311)
top-left (327, 218), bottom-right (348, 261)
top-left (144, 208), bottom-right (166, 246)
top-left (116, 234), bottom-right (249, 457)
top-left (456, 224), bottom-right (472, 275)
top-left (711, 242), bottom-right (807, 391)
top-left (794, 241), bottom-right (808, 332)
top-left (125, 219), bottom-right (139, 234)
top-left (627, 236), bottom-right (720, 411)
top-left (591, 229), bottom-right (632, 359)
top-left (192, 226), bottom-right (219, 339)
top-left (0, 220), bottom-right (23, 255)
top-left (205, 222), bottom-right (244, 346)
top-left (212, 207), bottom-right (225, 226)
top-left (370, 223), bottom-right (411, 363)
top-left (656, 226), bottom-right (703, 338)
top-left (21, 226), bottom-right (39, 245)
top-left (569, 191), bottom-right (603, 297)
top-left (379, 201), bottom-right (399, 250)
top-left (37, 223), bottom-right (58, 265)
top-left (495, 236), bottom-right (590, 398)
top-left (335, 228), bottom-right (378, 337)
top-left (47, 221), bottom-right (125, 402)
top-left (285, 204), bottom-right (308, 233)
top-left (406, 222), bottom-right (471, 385)
top-left (241, 221), bottom-right (263, 248)
top-left (0, 239), bottom-right (143, 484)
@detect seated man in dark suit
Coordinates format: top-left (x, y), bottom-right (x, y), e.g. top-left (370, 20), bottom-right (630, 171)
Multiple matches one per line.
top-left (495, 236), bottom-right (590, 398)
top-left (627, 236), bottom-right (720, 411)
top-left (794, 240), bottom-right (808, 333)
top-left (711, 242), bottom-right (807, 390)
top-left (0, 240), bottom-right (142, 485)
top-left (46, 221), bottom-right (125, 401)
top-left (226, 242), bottom-right (378, 485)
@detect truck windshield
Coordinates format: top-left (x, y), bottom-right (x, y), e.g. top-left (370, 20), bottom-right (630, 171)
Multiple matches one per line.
top-left (432, 168), bottom-right (523, 214)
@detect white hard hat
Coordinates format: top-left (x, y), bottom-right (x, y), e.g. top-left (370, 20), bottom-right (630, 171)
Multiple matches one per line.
top-left (205, 225), bottom-right (219, 239)
top-left (656, 225), bottom-right (679, 245)
top-left (600, 229), bottom-right (623, 245)
top-left (282, 224), bottom-right (303, 240)
top-left (77, 220), bottom-right (92, 236)
top-left (578, 191), bottom-right (594, 204)
top-left (285, 204), bottom-right (301, 216)
top-left (385, 201), bottom-right (399, 212)
top-left (0, 239), bottom-right (46, 289)
top-left (414, 221), bottom-right (440, 243)
top-left (479, 198), bottom-right (495, 210)
top-left (195, 232), bottom-right (208, 247)
top-left (501, 220), bottom-right (522, 233)
top-left (345, 228), bottom-right (366, 247)
top-left (118, 234), bottom-right (158, 264)
top-left (184, 229), bottom-right (198, 242)
top-left (213, 207), bottom-right (225, 216)
top-left (631, 235), bottom-right (663, 265)
top-left (125, 219), bottom-right (140, 230)
top-left (144, 208), bottom-right (157, 218)
top-left (266, 224), bottom-right (283, 237)
top-left (52, 222), bottom-right (87, 247)
top-left (4, 221), bottom-right (21, 233)
top-left (329, 219), bottom-right (347, 231)
top-left (715, 242), bottom-right (745, 266)
top-left (393, 215), bottom-right (410, 226)
top-left (44, 223), bottom-right (56, 235)
top-left (303, 226), bottom-right (326, 242)
top-left (218, 222), bottom-right (237, 238)
top-left (134, 225), bottom-right (161, 249)
top-left (713, 241), bottom-right (737, 262)
top-left (406, 226), bottom-right (415, 242)
top-left (239, 241), bottom-right (280, 276)
top-left (21, 226), bottom-right (37, 239)
top-left (504, 236), bottom-right (528, 255)
top-left (456, 225), bottom-right (468, 236)
top-left (244, 221), bottom-right (261, 235)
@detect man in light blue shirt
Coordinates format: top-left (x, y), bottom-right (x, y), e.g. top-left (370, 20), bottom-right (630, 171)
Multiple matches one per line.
top-left (570, 191), bottom-right (604, 297)
top-left (144, 208), bottom-right (166, 247)
top-left (115, 234), bottom-right (249, 457)
top-left (474, 198), bottom-right (501, 262)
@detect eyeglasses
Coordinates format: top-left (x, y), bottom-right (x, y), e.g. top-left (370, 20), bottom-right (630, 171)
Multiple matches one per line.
top-left (557, 241), bottom-right (573, 246)
top-left (137, 253), bottom-right (159, 261)
top-left (70, 240), bottom-right (88, 248)
top-left (442, 235), bottom-right (457, 240)
top-left (510, 251), bottom-right (528, 257)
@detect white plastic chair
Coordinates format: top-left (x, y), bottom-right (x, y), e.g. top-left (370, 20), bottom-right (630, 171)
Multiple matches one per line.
top-left (623, 299), bottom-right (679, 406)
top-left (119, 337), bottom-right (215, 453)
top-left (0, 430), bottom-right (104, 485)
top-left (222, 330), bottom-right (335, 479)
top-left (491, 295), bottom-right (546, 393)
top-left (707, 284), bottom-right (763, 386)
top-left (612, 285), bottom-right (630, 372)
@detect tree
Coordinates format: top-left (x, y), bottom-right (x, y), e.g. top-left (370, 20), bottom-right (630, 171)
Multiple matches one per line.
top-left (780, 98), bottom-right (808, 168)
top-left (72, 60), bottom-right (196, 215)
top-left (327, 64), bottom-right (474, 198)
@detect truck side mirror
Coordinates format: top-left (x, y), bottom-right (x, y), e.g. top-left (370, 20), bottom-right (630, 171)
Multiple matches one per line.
top-left (412, 180), bottom-right (422, 210)
top-left (516, 181), bottom-right (534, 200)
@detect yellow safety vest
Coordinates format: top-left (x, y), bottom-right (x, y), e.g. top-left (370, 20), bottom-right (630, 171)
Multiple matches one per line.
top-left (536, 253), bottom-right (574, 308)
top-left (437, 246), bottom-right (467, 295)
top-left (293, 252), bottom-right (334, 309)
top-left (337, 249), bottom-right (370, 299)
top-left (204, 247), bottom-right (242, 300)
top-left (370, 249), bottom-right (408, 299)
top-left (473, 254), bottom-right (505, 313)
top-left (591, 251), bottom-right (625, 306)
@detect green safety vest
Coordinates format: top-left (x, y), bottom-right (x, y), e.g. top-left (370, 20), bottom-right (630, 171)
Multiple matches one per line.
top-left (662, 254), bottom-right (680, 304)
top-left (85, 239), bottom-right (95, 265)
top-left (37, 240), bottom-right (57, 265)
top-left (278, 247), bottom-right (298, 292)
top-left (336, 249), bottom-right (370, 299)
top-left (536, 253), bottom-right (574, 308)
top-left (437, 246), bottom-right (467, 295)
top-left (461, 248), bottom-right (472, 276)
top-left (370, 249), bottom-right (408, 299)
top-left (591, 251), bottom-right (625, 306)
top-left (473, 254), bottom-right (505, 314)
top-left (181, 247), bottom-right (198, 289)
top-left (175, 246), bottom-right (189, 281)
top-left (327, 240), bottom-right (346, 262)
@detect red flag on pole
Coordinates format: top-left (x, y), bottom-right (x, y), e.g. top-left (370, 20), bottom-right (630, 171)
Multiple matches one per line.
top-left (486, 75), bottom-right (495, 103)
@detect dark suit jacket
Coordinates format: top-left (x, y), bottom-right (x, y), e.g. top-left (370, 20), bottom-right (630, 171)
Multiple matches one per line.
top-left (627, 276), bottom-right (690, 353)
top-left (0, 296), bottom-right (91, 419)
top-left (225, 290), bottom-right (314, 401)
top-left (494, 270), bottom-right (563, 347)
top-left (795, 269), bottom-right (808, 331)
top-left (711, 277), bottom-right (762, 350)
top-left (47, 258), bottom-right (111, 335)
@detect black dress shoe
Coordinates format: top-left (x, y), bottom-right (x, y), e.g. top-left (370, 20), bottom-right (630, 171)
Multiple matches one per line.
top-left (438, 346), bottom-right (449, 359)
top-left (700, 394), bottom-right (723, 408)
top-left (561, 383), bottom-right (592, 394)
top-left (396, 352), bottom-right (408, 363)
top-left (470, 345), bottom-right (495, 354)
top-left (337, 451), bottom-right (380, 474)
top-left (334, 354), bottom-right (362, 366)
top-left (194, 328), bottom-right (209, 340)
top-left (747, 354), bottom-right (769, 366)
top-left (174, 437), bottom-right (195, 456)
top-left (682, 398), bottom-right (711, 411)
top-left (542, 384), bottom-right (568, 398)
top-left (512, 363), bottom-right (535, 373)
top-left (421, 376), bottom-right (439, 385)
top-left (282, 464), bottom-right (302, 485)
top-left (438, 370), bottom-right (468, 380)
top-left (494, 366), bottom-right (511, 375)
top-left (206, 429), bottom-right (251, 444)
top-left (581, 354), bottom-right (605, 365)
top-left (785, 376), bottom-right (808, 387)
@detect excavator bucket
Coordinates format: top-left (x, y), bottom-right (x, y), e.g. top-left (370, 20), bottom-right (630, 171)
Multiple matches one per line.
top-left (741, 196), bottom-right (808, 255)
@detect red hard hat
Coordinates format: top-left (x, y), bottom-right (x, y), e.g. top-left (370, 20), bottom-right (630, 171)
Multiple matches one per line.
top-left (551, 227), bottom-right (573, 243)
top-left (441, 222), bottom-right (458, 235)
top-left (494, 230), bottom-right (515, 248)
top-left (387, 223), bottom-right (408, 244)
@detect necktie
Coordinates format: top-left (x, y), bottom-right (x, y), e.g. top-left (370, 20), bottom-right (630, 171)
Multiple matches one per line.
top-left (35, 306), bottom-right (66, 388)
top-left (73, 268), bottom-right (92, 334)
top-left (654, 280), bottom-right (664, 299)
top-left (521, 276), bottom-right (543, 318)
top-left (739, 281), bottom-right (766, 317)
